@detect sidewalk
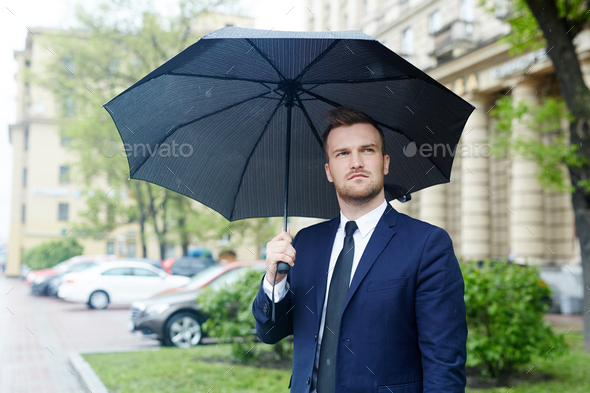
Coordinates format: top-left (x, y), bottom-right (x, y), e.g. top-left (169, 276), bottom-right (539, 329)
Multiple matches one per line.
top-left (1, 276), bottom-right (82, 392)
top-left (0, 274), bottom-right (157, 393)
top-left (545, 313), bottom-right (585, 334)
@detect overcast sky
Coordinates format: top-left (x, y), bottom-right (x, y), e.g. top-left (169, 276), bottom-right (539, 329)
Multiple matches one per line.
top-left (0, 0), bottom-right (305, 245)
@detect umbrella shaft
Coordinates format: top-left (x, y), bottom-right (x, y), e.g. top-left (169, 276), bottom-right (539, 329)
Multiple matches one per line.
top-left (283, 94), bottom-right (293, 232)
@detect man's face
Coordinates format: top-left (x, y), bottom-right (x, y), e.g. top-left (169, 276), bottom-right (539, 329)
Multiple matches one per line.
top-left (324, 123), bottom-right (390, 205)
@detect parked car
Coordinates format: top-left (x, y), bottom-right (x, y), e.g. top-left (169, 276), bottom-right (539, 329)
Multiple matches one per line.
top-left (44, 258), bottom-right (162, 297)
top-left (58, 260), bottom-right (191, 309)
top-left (129, 260), bottom-right (265, 348)
top-left (162, 256), bottom-right (217, 277)
top-left (28, 254), bottom-right (119, 294)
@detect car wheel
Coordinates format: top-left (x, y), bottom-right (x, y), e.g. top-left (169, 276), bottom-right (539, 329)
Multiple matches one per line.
top-left (88, 290), bottom-right (109, 310)
top-left (164, 312), bottom-right (202, 348)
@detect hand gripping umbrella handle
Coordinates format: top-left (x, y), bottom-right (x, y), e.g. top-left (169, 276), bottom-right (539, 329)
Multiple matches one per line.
top-left (276, 261), bottom-right (290, 274)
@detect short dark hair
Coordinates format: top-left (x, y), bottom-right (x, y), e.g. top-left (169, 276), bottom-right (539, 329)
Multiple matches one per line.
top-left (220, 250), bottom-right (236, 257)
top-left (322, 107), bottom-right (386, 162)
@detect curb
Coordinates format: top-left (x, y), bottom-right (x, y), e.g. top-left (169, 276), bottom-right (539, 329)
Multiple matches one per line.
top-left (68, 346), bottom-right (160, 392)
top-left (68, 352), bottom-right (109, 393)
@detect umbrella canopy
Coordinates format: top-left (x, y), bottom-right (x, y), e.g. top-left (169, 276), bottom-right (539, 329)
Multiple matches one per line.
top-left (104, 27), bottom-right (475, 221)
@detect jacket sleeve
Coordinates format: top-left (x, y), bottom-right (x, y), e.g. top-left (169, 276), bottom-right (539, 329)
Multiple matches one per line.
top-left (252, 231), bottom-right (301, 344)
top-left (415, 227), bottom-right (467, 392)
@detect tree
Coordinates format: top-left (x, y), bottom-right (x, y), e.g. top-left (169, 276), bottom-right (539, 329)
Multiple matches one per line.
top-left (220, 217), bottom-right (284, 259)
top-left (24, 237), bottom-right (84, 270)
top-left (32, 0), bottom-right (234, 258)
top-left (482, 0), bottom-right (590, 352)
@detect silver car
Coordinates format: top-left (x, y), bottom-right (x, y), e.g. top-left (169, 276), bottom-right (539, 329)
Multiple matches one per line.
top-left (129, 261), bottom-right (265, 348)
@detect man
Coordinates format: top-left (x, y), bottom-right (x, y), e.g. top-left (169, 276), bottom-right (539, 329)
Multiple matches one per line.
top-left (252, 107), bottom-right (467, 393)
top-left (219, 250), bottom-right (237, 265)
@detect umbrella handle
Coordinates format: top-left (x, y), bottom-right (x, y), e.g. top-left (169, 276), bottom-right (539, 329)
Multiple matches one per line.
top-left (276, 261), bottom-right (290, 274)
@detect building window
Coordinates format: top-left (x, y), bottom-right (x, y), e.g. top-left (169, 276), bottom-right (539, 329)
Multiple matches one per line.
top-left (21, 205), bottom-right (26, 223)
top-left (429, 10), bottom-right (442, 34)
top-left (60, 128), bottom-right (72, 146)
top-left (219, 233), bottom-right (231, 246)
top-left (106, 241), bottom-right (115, 255)
top-left (461, 0), bottom-right (475, 22)
top-left (23, 168), bottom-right (27, 188)
top-left (58, 203), bottom-right (69, 221)
top-left (24, 129), bottom-right (29, 151)
top-left (127, 242), bottom-right (136, 258)
top-left (61, 57), bottom-right (75, 76)
top-left (165, 244), bottom-right (176, 259)
top-left (59, 166), bottom-right (70, 184)
top-left (63, 97), bottom-right (75, 118)
top-left (401, 27), bottom-right (414, 60)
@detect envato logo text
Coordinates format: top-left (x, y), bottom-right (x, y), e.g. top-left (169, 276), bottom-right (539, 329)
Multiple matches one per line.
top-left (402, 141), bottom-right (492, 158)
top-left (104, 141), bottom-right (194, 158)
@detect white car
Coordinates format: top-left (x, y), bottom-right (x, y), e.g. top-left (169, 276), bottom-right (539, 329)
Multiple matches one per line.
top-left (58, 261), bottom-right (191, 309)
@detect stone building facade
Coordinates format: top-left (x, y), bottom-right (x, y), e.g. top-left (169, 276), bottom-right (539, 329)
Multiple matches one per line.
top-left (302, 0), bottom-right (587, 266)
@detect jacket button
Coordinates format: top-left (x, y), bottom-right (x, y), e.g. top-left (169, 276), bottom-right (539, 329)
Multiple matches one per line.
top-left (342, 338), bottom-right (350, 342)
top-left (314, 334), bottom-right (318, 341)
top-left (307, 377), bottom-right (310, 384)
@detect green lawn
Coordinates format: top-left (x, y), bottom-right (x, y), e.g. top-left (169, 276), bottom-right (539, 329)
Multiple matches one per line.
top-left (84, 343), bottom-right (291, 393)
top-left (85, 334), bottom-right (589, 393)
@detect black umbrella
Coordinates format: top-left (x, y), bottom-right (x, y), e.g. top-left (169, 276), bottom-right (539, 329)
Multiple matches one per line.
top-left (104, 26), bottom-right (475, 263)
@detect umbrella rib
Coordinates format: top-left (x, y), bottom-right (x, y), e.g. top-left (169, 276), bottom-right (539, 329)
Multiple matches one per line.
top-left (300, 87), bottom-right (403, 133)
top-left (300, 87), bottom-right (448, 178)
top-left (294, 94), bottom-right (324, 148)
top-left (229, 94), bottom-right (286, 220)
top-left (245, 38), bottom-right (287, 82)
top-left (130, 91), bottom-right (273, 177)
top-left (168, 72), bottom-right (277, 86)
top-left (294, 40), bottom-right (340, 82)
top-left (303, 75), bottom-right (416, 85)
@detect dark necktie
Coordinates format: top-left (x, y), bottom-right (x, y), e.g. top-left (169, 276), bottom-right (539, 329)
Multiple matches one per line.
top-left (316, 220), bottom-right (358, 393)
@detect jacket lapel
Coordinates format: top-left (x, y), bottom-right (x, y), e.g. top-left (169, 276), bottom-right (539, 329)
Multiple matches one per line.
top-left (343, 204), bottom-right (398, 313)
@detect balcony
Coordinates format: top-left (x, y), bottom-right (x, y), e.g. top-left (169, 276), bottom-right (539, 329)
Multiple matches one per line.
top-left (430, 19), bottom-right (478, 63)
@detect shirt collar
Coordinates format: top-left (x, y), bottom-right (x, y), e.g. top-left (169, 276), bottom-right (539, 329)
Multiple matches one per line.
top-left (339, 198), bottom-right (388, 239)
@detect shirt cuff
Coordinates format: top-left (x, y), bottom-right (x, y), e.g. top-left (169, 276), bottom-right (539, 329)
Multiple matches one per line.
top-left (262, 273), bottom-right (289, 303)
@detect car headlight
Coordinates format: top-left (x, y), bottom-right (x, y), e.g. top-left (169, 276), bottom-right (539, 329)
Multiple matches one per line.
top-left (144, 303), bottom-right (170, 317)
top-left (34, 276), bottom-right (47, 284)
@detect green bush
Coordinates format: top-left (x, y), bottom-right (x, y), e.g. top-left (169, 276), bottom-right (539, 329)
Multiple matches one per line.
top-left (197, 268), bottom-right (291, 363)
top-left (462, 259), bottom-right (567, 381)
top-left (23, 237), bottom-right (84, 270)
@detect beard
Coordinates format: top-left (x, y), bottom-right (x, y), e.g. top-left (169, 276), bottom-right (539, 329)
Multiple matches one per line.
top-left (333, 172), bottom-right (384, 206)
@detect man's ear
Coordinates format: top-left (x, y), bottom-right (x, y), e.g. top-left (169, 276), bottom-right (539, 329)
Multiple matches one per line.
top-left (383, 154), bottom-right (390, 175)
top-left (325, 162), bottom-right (333, 183)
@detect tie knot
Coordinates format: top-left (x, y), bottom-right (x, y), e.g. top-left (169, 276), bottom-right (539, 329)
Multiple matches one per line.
top-left (345, 220), bottom-right (357, 237)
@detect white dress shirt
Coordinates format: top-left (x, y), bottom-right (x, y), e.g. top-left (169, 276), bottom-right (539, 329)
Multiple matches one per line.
top-left (263, 198), bottom-right (388, 392)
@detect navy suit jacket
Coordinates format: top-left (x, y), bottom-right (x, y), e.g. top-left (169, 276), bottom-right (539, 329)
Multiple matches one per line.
top-left (252, 204), bottom-right (467, 393)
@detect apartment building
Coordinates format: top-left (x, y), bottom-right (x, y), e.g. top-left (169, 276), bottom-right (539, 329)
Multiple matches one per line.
top-left (5, 13), bottom-right (256, 276)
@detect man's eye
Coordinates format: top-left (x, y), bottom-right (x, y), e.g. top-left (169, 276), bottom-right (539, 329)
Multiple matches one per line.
top-left (364, 148), bottom-right (374, 152)
top-left (337, 152), bottom-right (347, 156)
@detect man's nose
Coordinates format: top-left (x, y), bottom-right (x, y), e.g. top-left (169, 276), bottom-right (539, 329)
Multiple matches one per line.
top-left (350, 151), bottom-right (364, 168)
